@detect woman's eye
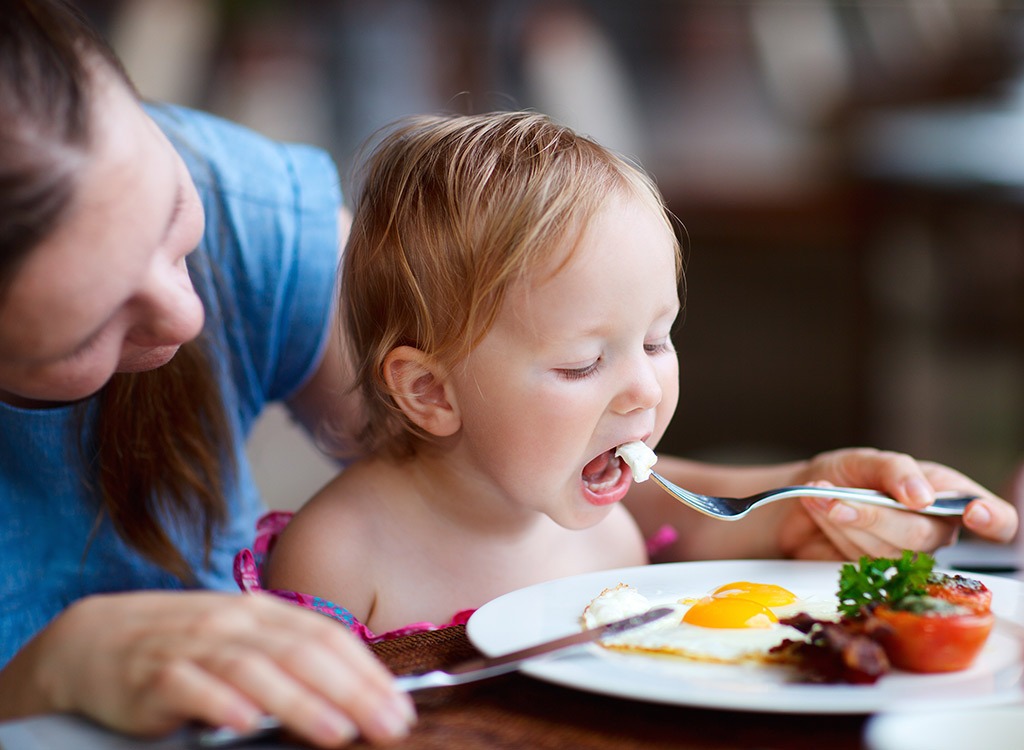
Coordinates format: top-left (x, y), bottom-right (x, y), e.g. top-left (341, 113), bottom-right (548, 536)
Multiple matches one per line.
top-left (557, 360), bottom-right (600, 381)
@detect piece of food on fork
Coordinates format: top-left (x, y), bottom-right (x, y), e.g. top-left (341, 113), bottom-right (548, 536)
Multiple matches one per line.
top-left (615, 441), bottom-right (658, 482)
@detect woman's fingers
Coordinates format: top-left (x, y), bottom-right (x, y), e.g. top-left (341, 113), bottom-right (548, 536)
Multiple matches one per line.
top-left (799, 495), bottom-right (960, 560)
top-left (31, 592), bottom-right (415, 747)
top-left (916, 462), bottom-right (1019, 543)
top-left (132, 656), bottom-right (264, 738)
top-left (805, 448), bottom-right (936, 510)
top-left (963, 497), bottom-right (1018, 543)
top-left (181, 595), bottom-right (415, 747)
top-left (201, 641), bottom-right (361, 747)
top-left (225, 607), bottom-right (414, 745)
top-left (795, 448), bottom-right (1019, 557)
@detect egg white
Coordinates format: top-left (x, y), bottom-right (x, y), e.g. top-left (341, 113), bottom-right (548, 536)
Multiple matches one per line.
top-left (582, 583), bottom-right (838, 665)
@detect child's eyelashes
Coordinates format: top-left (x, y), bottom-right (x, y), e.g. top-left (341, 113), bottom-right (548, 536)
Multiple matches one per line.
top-left (555, 340), bottom-right (673, 381)
top-left (644, 340), bottom-right (674, 356)
top-left (557, 360), bottom-right (601, 381)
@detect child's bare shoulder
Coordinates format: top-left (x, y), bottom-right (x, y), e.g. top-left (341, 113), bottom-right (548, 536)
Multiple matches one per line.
top-left (263, 468), bottom-right (382, 600)
top-left (283, 470), bottom-right (378, 545)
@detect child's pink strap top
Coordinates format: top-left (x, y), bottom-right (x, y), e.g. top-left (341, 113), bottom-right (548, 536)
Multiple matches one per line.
top-left (233, 511), bottom-right (677, 643)
top-left (233, 511), bottom-right (474, 643)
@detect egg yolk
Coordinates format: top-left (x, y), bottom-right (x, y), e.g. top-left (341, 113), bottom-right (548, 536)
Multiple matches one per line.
top-left (710, 581), bottom-right (797, 608)
top-left (682, 596), bottom-right (779, 629)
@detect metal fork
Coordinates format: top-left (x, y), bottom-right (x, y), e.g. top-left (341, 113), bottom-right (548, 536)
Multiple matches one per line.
top-left (648, 472), bottom-right (976, 521)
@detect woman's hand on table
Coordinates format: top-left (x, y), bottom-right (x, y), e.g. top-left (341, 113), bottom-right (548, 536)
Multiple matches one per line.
top-left (0, 591), bottom-right (415, 747)
top-left (778, 448), bottom-right (1018, 560)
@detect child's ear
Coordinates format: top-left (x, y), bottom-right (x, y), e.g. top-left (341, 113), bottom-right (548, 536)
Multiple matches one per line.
top-left (383, 346), bottom-right (461, 437)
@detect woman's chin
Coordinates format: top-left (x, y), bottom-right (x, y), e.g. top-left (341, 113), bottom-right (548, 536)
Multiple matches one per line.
top-left (117, 345), bottom-right (181, 373)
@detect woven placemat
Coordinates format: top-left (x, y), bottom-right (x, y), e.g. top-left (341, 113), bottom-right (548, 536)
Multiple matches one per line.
top-left (371, 625), bottom-right (478, 674)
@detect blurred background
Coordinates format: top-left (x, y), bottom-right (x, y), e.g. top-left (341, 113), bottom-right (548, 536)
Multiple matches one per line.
top-left (77, 0), bottom-right (1024, 513)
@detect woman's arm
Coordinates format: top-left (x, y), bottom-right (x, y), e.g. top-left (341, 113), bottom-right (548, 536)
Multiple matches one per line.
top-left (0, 591), bottom-right (413, 747)
top-left (286, 321), bottom-right (365, 460)
top-left (285, 207), bottom-right (365, 460)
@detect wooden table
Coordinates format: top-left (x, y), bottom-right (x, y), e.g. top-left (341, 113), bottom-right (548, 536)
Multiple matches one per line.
top-left (361, 625), bottom-right (868, 750)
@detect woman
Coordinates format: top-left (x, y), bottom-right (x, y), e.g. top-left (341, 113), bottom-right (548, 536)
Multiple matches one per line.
top-left (0, 1), bottom-right (412, 746)
top-left (0, 0), bottom-right (1015, 746)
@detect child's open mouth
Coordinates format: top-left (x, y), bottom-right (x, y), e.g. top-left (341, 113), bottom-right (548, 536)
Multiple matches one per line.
top-left (581, 450), bottom-right (631, 505)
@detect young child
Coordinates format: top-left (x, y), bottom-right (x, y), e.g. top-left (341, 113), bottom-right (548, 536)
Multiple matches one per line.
top-left (237, 111), bottom-right (682, 639)
top-left (235, 111), bottom-right (1014, 642)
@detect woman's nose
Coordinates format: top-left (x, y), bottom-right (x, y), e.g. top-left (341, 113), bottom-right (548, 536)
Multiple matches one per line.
top-left (126, 262), bottom-right (204, 348)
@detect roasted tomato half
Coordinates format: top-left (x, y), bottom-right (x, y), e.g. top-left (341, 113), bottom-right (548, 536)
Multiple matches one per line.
top-left (870, 597), bottom-right (994, 673)
top-left (926, 572), bottom-right (992, 615)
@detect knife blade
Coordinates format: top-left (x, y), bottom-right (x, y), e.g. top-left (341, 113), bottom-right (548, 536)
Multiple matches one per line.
top-left (197, 606), bottom-right (674, 748)
top-left (397, 605), bottom-right (675, 690)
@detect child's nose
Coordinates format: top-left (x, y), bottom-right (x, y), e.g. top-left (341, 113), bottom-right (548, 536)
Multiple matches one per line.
top-left (614, 358), bottom-right (663, 415)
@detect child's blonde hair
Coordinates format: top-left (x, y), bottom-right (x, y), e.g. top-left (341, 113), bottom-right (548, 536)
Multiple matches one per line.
top-left (342, 110), bottom-right (679, 459)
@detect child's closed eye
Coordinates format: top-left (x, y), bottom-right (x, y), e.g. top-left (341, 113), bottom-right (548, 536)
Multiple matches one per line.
top-left (556, 359), bottom-right (602, 381)
top-left (644, 339), bottom-right (674, 356)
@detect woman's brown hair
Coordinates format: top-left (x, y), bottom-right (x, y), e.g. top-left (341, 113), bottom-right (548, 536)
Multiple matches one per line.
top-left (0, 0), bottom-right (230, 581)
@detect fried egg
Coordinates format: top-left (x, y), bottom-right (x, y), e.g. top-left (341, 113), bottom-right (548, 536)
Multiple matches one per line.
top-left (615, 441), bottom-right (658, 482)
top-left (582, 580), bottom-right (838, 665)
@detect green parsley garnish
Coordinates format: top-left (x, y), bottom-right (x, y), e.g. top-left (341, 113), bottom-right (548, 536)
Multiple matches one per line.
top-left (836, 550), bottom-right (935, 618)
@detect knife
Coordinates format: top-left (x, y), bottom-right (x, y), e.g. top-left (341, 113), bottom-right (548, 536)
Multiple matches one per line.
top-left (197, 606), bottom-right (674, 748)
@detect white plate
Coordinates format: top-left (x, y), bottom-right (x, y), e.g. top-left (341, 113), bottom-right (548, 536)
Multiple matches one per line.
top-left (466, 559), bottom-right (1024, 714)
top-left (865, 705), bottom-right (1024, 750)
